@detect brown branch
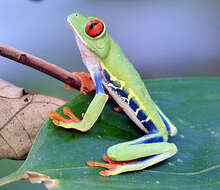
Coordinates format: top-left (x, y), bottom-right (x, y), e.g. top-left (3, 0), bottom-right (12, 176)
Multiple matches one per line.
top-left (0, 44), bottom-right (81, 90)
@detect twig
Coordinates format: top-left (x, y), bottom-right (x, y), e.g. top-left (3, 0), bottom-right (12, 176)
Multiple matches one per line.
top-left (0, 44), bottom-right (81, 90)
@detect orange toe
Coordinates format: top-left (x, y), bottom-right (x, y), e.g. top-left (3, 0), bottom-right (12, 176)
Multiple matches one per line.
top-left (87, 161), bottom-right (103, 167)
top-left (102, 154), bottom-right (115, 163)
top-left (49, 108), bottom-right (81, 125)
top-left (87, 161), bottom-right (119, 170)
top-left (64, 72), bottom-right (95, 95)
top-left (62, 107), bottom-right (81, 122)
top-left (49, 111), bottom-right (68, 123)
top-left (99, 170), bottom-right (110, 177)
top-left (64, 83), bottom-right (74, 89)
top-left (73, 72), bottom-right (95, 95)
top-left (114, 106), bottom-right (122, 112)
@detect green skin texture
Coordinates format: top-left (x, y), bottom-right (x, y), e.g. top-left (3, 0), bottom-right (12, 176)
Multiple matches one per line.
top-left (54, 13), bottom-right (178, 176)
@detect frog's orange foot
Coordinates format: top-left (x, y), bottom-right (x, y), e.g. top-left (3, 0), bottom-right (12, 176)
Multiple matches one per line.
top-left (49, 107), bottom-right (81, 125)
top-left (114, 106), bottom-right (122, 112)
top-left (87, 160), bottom-right (119, 177)
top-left (105, 92), bottom-right (122, 112)
top-left (64, 72), bottom-right (95, 95)
top-left (87, 154), bottom-right (141, 176)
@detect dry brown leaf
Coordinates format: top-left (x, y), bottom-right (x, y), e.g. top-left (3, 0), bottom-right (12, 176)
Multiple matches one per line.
top-left (0, 79), bottom-right (66, 159)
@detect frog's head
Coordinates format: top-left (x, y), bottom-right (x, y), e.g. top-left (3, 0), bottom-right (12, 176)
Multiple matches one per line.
top-left (67, 13), bottom-right (110, 60)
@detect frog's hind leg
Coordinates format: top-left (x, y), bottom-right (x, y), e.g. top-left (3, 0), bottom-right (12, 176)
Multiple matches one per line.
top-left (87, 133), bottom-right (177, 176)
top-left (154, 103), bottom-right (178, 136)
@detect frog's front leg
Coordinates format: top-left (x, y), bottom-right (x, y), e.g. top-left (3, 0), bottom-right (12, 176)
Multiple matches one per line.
top-left (88, 132), bottom-right (177, 176)
top-left (49, 69), bottom-right (108, 132)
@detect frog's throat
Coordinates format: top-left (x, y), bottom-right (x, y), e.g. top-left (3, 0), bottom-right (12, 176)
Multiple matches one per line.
top-left (75, 34), bottom-right (102, 76)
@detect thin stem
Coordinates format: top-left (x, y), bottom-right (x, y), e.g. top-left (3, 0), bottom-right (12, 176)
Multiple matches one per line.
top-left (0, 44), bottom-right (81, 90)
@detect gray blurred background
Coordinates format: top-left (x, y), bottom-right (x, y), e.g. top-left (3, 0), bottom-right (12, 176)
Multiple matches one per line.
top-left (0, 0), bottom-right (220, 189)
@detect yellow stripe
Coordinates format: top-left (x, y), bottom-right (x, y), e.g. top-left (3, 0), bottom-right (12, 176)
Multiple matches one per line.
top-left (100, 62), bottom-right (145, 110)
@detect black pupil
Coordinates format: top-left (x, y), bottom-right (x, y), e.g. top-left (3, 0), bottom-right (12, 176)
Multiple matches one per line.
top-left (89, 22), bottom-right (98, 30)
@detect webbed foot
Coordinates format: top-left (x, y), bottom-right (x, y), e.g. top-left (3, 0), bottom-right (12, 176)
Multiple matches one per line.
top-left (87, 154), bottom-right (141, 177)
top-left (49, 107), bottom-right (81, 126)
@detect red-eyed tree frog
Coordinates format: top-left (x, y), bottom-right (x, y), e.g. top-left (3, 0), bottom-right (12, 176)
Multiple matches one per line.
top-left (49, 13), bottom-right (178, 177)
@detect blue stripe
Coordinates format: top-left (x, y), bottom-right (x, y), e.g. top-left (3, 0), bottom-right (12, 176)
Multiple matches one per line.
top-left (142, 120), bottom-right (158, 133)
top-left (131, 136), bottom-right (163, 145)
top-left (94, 73), bottom-right (105, 94)
top-left (128, 154), bottom-right (161, 165)
top-left (127, 132), bottom-right (157, 144)
top-left (116, 89), bottom-right (128, 98)
top-left (112, 81), bottom-right (121, 88)
top-left (103, 70), bottom-right (111, 82)
top-left (129, 98), bottom-right (139, 112)
top-left (103, 70), bottom-right (121, 89)
top-left (158, 112), bottom-right (171, 133)
top-left (137, 110), bottom-right (147, 121)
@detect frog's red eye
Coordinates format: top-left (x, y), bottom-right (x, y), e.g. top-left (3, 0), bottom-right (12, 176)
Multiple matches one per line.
top-left (85, 19), bottom-right (104, 38)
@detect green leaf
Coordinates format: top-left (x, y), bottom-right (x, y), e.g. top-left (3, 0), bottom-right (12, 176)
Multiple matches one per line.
top-left (1, 78), bottom-right (220, 190)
